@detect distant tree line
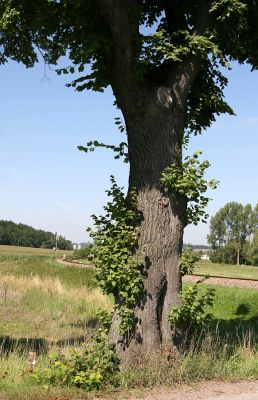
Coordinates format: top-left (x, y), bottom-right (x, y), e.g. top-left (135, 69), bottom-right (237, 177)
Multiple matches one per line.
top-left (191, 245), bottom-right (211, 250)
top-left (0, 220), bottom-right (73, 250)
top-left (208, 202), bottom-right (258, 266)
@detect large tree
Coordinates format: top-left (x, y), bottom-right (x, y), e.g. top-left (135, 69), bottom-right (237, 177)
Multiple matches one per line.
top-left (1, 0), bottom-right (258, 363)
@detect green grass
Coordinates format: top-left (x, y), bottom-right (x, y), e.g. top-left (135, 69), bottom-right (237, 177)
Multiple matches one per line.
top-left (189, 283), bottom-right (258, 338)
top-left (0, 244), bottom-right (73, 260)
top-left (0, 256), bottom-right (111, 346)
top-left (194, 260), bottom-right (258, 280)
top-left (0, 252), bottom-right (257, 399)
top-left (0, 256), bottom-right (96, 288)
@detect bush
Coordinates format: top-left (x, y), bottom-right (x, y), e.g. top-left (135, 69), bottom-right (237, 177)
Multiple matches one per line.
top-left (168, 283), bottom-right (215, 336)
top-left (181, 245), bottom-right (200, 275)
top-left (34, 337), bottom-right (119, 390)
top-left (33, 310), bottom-right (118, 391)
top-left (72, 245), bottom-right (93, 260)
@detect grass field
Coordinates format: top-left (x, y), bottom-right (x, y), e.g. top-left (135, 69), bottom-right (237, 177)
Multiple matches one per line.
top-left (191, 283), bottom-right (258, 336)
top-left (194, 260), bottom-right (258, 280)
top-left (0, 244), bottom-right (73, 260)
top-left (0, 246), bottom-right (257, 399)
top-left (0, 256), bottom-right (112, 346)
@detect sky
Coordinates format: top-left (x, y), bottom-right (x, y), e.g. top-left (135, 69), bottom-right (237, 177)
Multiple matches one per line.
top-left (0, 59), bottom-right (257, 244)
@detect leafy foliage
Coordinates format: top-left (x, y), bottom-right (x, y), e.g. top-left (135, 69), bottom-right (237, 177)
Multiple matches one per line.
top-left (168, 283), bottom-right (215, 334)
top-left (170, 244), bottom-right (214, 336)
top-left (160, 151), bottom-right (218, 225)
top-left (181, 244), bottom-right (200, 276)
top-left (78, 140), bottom-right (128, 163)
top-left (34, 316), bottom-right (119, 390)
top-left (187, 58), bottom-right (235, 135)
top-left (208, 202), bottom-right (258, 264)
top-left (247, 229), bottom-right (258, 266)
top-left (1, 1), bottom-right (258, 130)
top-left (88, 177), bottom-right (144, 336)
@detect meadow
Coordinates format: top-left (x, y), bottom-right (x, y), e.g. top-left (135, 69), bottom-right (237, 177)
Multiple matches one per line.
top-left (0, 244), bottom-right (73, 261)
top-left (194, 260), bottom-right (258, 280)
top-left (0, 246), bottom-right (257, 399)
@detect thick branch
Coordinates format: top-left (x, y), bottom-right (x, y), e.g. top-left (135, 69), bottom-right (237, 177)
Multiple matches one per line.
top-left (166, 0), bottom-right (212, 107)
top-left (97, 1), bottom-right (138, 91)
top-left (96, 0), bottom-right (140, 117)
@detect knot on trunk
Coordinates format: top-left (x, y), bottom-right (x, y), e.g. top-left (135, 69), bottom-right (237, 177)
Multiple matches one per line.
top-left (156, 87), bottom-right (173, 108)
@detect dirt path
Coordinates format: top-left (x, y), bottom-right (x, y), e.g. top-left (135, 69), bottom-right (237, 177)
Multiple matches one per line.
top-left (184, 275), bottom-right (258, 290)
top-left (0, 381), bottom-right (257, 400)
top-left (115, 380), bottom-right (258, 400)
top-left (58, 259), bottom-right (258, 290)
top-left (57, 258), bottom-right (93, 268)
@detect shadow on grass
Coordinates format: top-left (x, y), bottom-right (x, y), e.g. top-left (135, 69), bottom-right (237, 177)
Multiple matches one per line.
top-left (209, 314), bottom-right (258, 344)
top-left (0, 336), bottom-right (49, 355)
top-left (69, 317), bottom-right (99, 330)
top-left (0, 334), bottom-right (91, 356)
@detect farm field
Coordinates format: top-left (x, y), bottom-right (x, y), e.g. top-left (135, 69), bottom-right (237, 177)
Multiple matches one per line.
top-left (0, 248), bottom-right (257, 399)
top-left (194, 261), bottom-right (258, 280)
top-left (0, 244), bottom-right (73, 259)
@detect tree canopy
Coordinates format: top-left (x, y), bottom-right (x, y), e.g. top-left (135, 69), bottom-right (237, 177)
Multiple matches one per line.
top-left (208, 202), bottom-right (258, 265)
top-left (0, 220), bottom-right (73, 250)
top-left (1, 0), bottom-right (258, 130)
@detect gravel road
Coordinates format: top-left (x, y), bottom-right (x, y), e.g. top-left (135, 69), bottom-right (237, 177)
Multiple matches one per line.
top-left (184, 275), bottom-right (258, 290)
top-left (121, 380), bottom-right (258, 400)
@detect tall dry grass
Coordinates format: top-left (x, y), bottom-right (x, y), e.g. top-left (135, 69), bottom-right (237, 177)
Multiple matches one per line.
top-left (0, 274), bottom-right (109, 305)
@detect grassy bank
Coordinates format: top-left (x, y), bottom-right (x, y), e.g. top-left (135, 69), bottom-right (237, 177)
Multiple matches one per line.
top-left (0, 254), bottom-right (257, 399)
top-left (194, 283), bottom-right (258, 337)
top-left (194, 261), bottom-right (258, 280)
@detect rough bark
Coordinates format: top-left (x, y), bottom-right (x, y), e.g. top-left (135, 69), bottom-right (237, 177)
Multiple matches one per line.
top-left (98, 0), bottom-right (207, 367)
top-left (109, 86), bottom-right (187, 365)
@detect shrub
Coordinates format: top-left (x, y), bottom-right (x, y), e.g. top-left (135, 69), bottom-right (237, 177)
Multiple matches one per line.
top-left (34, 337), bottom-right (119, 390)
top-left (72, 245), bottom-right (93, 260)
top-left (181, 244), bottom-right (200, 275)
top-left (168, 283), bottom-right (215, 336)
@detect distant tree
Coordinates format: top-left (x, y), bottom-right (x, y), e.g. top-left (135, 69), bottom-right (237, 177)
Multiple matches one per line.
top-left (208, 202), bottom-right (257, 265)
top-left (0, 220), bottom-right (72, 250)
top-left (58, 235), bottom-right (73, 250)
top-left (246, 229), bottom-right (258, 266)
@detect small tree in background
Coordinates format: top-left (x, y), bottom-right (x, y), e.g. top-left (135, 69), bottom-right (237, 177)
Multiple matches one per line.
top-left (208, 202), bottom-right (258, 265)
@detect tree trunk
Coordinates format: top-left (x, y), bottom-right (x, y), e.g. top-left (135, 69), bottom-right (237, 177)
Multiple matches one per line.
top-left (237, 247), bottom-right (240, 266)
top-left (110, 87), bottom-right (187, 365)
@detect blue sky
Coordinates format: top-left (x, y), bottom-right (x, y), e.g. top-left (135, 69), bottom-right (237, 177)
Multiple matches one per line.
top-left (0, 60), bottom-right (257, 244)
